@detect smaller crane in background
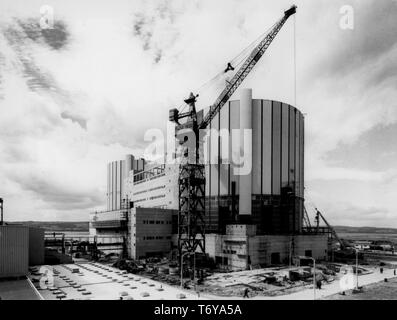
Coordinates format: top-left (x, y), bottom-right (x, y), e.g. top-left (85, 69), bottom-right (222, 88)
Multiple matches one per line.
top-left (0, 198), bottom-right (4, 225)
top-left (314, 208), bottom-right (346, 250)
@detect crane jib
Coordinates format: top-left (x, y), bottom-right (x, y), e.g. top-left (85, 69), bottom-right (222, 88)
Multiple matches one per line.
top-left (199, 10), bottom-right (294, 129)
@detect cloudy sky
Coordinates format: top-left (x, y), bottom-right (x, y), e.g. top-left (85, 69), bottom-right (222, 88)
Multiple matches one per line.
top-left (0, 0), bottom-right (396, 227)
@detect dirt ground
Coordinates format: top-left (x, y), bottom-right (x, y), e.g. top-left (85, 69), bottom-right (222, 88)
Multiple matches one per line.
top-left (323, 277), bottom-right (397, 300)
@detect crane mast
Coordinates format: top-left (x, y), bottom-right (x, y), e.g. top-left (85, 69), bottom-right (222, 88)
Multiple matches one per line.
top-left (171, 5), bottom-right (297, 275)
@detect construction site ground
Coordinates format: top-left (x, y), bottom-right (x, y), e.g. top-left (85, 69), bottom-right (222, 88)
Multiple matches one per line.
top-left (29, 262), bottom-right (397, 300)
top-left (208, 266), bottom-right (397, 300)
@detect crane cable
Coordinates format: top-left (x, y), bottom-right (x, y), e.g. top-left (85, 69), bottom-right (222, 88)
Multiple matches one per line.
top-left (178, 20), bottom-right (279, 113)
top-left (293, 13), bottom-right (297, 108)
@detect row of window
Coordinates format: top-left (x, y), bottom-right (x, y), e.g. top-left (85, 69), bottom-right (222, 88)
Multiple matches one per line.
top-left (142, 236), bottom-right (172, 240)
top-left (133, 185), bottom-right (166, 196)
top-left (149, 194), bottom-right (166, 200)
top-left (142, 220), bottom-right (172, 225)
top-left (134, 170), bottom-right (166, 183)
top-left (133, 194), bottom-right (166, 203)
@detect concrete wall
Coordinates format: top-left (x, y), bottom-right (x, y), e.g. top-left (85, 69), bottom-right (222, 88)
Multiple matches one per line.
top-left (107, 155), bottom-right (145, 211)
top-left (203, 89), bottom-right (305, 234)
top-left (130, 207), bottom-right (175, 259)
top-left (205, 231), bottom-right (328, 271)
top-left (0, 225), bottom-right (29, 278)
top-left (28, 227), bottom-right (45, 266)
top-left (125, 164), bottom-right (179, 210)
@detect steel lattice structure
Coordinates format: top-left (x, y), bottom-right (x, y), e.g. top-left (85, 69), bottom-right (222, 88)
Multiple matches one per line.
top-left (171, 5), bottom-right (297, 271)
top-left (178, 164), bottom-right (206, 255)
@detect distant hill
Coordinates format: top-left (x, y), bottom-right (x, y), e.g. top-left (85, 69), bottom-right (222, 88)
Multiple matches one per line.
top-left (6, 222), bottom-right (397, 234)
top-left (334, 226), bottom-right (397, 234)
top-left (10, 221), bottom-right (89, 232)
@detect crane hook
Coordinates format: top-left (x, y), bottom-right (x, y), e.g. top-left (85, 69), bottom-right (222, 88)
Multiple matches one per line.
top-left (224, 62), bottom-right (235, 73)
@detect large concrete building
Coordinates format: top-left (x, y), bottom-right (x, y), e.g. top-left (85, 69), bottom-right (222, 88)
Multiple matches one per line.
top-left (197, 89), bottom-right (327, 270)
top-left (90, 158), bottom-right (179, 258)
top-left (106, 155), bottom-right (145, 211)
top-left (204, 88), bottom-right (304, 235)
top-left (90, 88), bottom-right (328, 269)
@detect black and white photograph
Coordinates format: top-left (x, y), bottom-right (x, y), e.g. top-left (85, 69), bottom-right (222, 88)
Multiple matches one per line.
top-left (0, 0), bottom-right (397, 308)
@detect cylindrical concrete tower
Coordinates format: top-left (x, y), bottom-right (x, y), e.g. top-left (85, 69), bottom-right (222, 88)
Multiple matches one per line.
top-left (239, 89), bottom-right (252, 216)
top-left (204, 89), bottom-right (304, 235)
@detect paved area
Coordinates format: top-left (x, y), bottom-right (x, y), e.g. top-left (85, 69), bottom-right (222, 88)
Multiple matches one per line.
top-left (30, 262), bottom-right (204, 300)
top-left (28, 262), bottom-right (397, 300)
top-left (324, 277), bottom-right (397, 300)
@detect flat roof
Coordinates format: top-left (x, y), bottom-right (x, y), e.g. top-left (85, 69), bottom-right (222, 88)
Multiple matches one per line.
top-left (0, 278), bottom-right (42, 300)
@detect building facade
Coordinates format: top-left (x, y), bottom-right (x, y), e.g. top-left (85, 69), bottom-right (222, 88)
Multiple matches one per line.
top-left (128, 207), bottom-right (176, 259)
top-left (106, 155), bottom-right (145, 211)
top-left (203, 88), bottom-right (304, 235)
top-left (90, 89), bottom-right (329, 267)
top-left (124, 163), bottom-right (179, 210)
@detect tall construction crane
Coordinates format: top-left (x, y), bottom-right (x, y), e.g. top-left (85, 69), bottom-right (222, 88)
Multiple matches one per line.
top-left (169, 5), bottom-right (297, 270)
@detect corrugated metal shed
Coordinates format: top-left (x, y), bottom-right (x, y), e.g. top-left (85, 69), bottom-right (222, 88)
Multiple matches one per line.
top-left (28, 227), bottom-right (45, 266)
top-left (0, 225), bottom-right (29, 278)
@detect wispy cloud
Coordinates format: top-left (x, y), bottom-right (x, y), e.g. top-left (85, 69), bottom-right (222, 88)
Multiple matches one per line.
top-left (0, 0), bottom-right (396, 226)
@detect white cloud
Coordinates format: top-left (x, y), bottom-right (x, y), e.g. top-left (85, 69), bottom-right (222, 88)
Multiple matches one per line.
top-left (0, 0), bottom-right (396, 227)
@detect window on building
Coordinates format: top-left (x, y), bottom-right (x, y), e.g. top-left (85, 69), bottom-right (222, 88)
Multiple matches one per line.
top-left (271, 252), bottom-right (281, 265)
top-left (305, 250), bottom-right (312, 257)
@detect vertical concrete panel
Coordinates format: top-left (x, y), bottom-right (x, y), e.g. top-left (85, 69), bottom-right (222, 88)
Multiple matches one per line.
top-left (109, 161), bottom-right (112, 210)
top-left (229, 100), bottom-right (240, 195)
top-left (262, 100), bottom-right (272, 195)
top-left (117, 161), bottom-right (121, 209)
top-left (113, 161), bottom-right (117, 210)
top-left (107, 163), bottom-right (110, 210)
top-left (205, 124), bottom-right (211, 197)
top-left (239, 88), bottom-right (252, 215)
top-left (137, 159), bottom-right (144, 171)
top-left (300, 114), bottom-right (305, 199)
top-left (295, 112), bottom-right (300, 197)
top-left (125, 155), bottom-right (133, 178)
top-left (272, 102), bottom-right (281, 195)
top-left (252, 99), bottom-right (262, 194)
top-left (289, 107), bottom-right (296, 188)
top-left (219, 104), bottom-right (229, 196)
top-left (121, 161), bottom-right (124, 206)
top-left (210, 113), bottom-right (219, 196)
top-left (281, 103), bottom-right (289, 188)
top-left (29, 227), bottom-right (44, 266)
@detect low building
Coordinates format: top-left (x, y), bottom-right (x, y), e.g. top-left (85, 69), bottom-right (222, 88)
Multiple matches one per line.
top-left (0, 225), bottom-right (45, 279)
top-left (128, 207), bottom-right (176, 259)
top-left (89, 157), bottom-right (179, 258)
top-left (206, 225), bottom-right (328, 270)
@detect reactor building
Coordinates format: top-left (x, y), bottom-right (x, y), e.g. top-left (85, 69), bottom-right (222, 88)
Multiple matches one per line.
top-left (89, 89), bottom-right (328, 270)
